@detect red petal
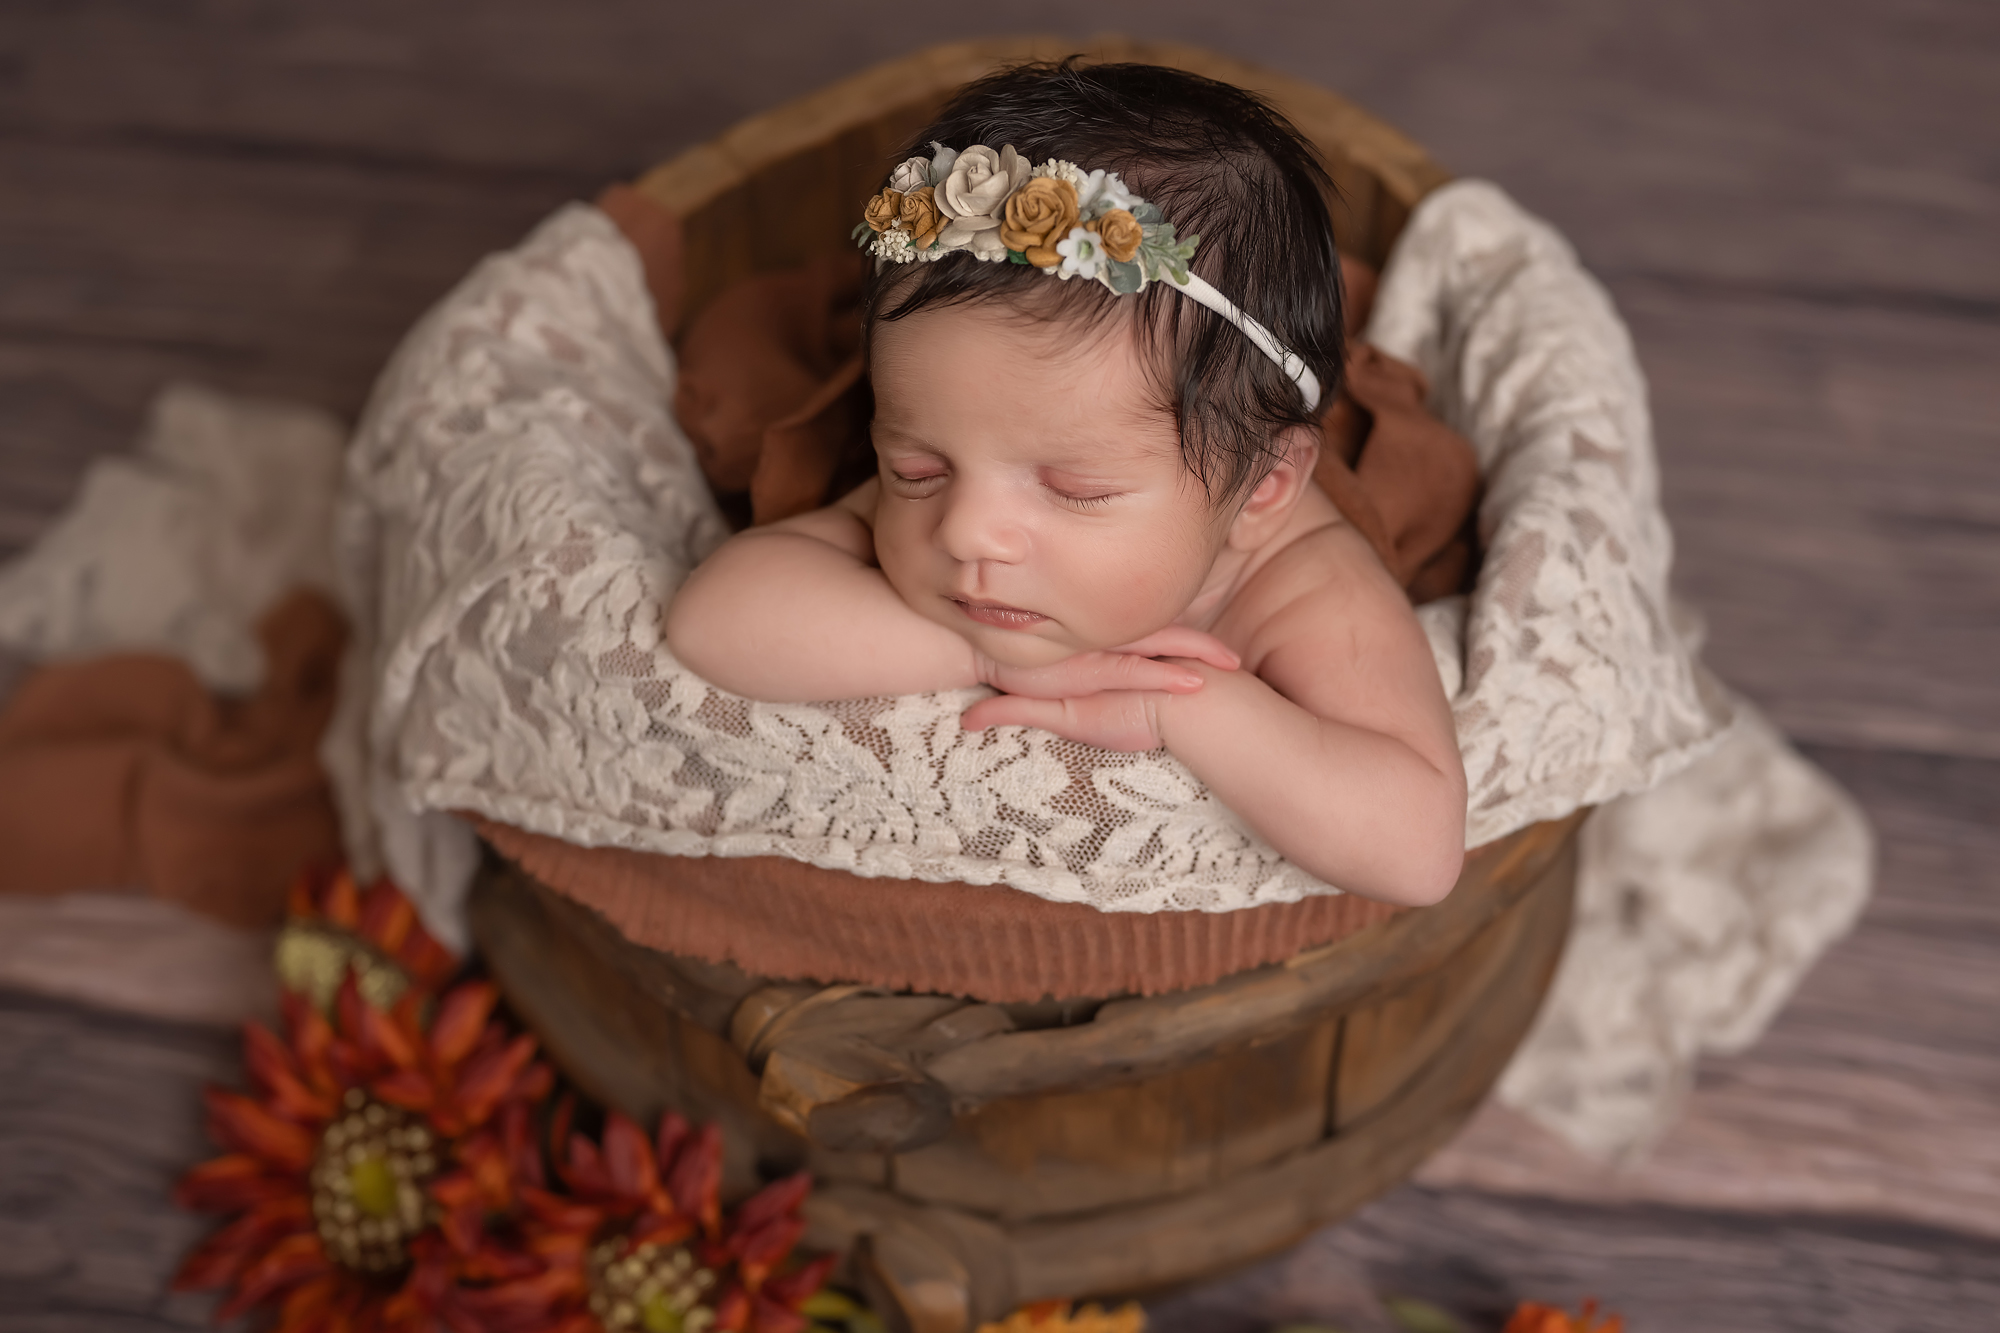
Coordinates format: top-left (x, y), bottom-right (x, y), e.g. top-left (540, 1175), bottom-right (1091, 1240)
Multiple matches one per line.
top-left (761, 1254), bottom-right (837, 1308)
top-left (562, 1132), bottom-right (613, 1198)
top-left (275, 1273), bottom-right (342, 1333)
top-left (521, 1185), bottom-right (604, 1234)
top-left (400, 930), bottom-right (459, 989)
top-left (665, 1122), bottom-right (723, 1232)
top-left (511, 1059), bottom-right (554, 1104)
top-left (429, 982), bottom-right (499, 1069)
top-left (629, 1212), bottom-right (696, 1249)
top-left (360, 991), bottom-right (422, 1071)
top-left (452, 1032), bottom-right (537, 1127)
top-left (601, 1111), bottom-right (657, 1199)
top-left (282, 992), bottom-right (342, 1098)
top-left (287, 872), bottom-right (318, 921)
top-left (712, 1284), bottom-right (751, 1333)
top-left (500, 1101), bottom-right (546, 1192)
top-left (734, 1214), bottom-right (805, 1283)
top-left (204, 1088), bottom-right (316, 1172)
top-left (175, 1153), bottom-right (287, 1213)
top-left (748, 1292), bottom-right (809, 1333)
top-left (731, 1172), bottom-right (811, 1237)
top-left (335, 972), bottom-right (369, 1045)
top-left (324, 869), bottom-right (360, 929)
top-left (654, 1111), bottom-right (691, 1173)
top-left (370, 1067), bottom-right (436, 1113)
top-left (359, 881), bottom-right (415, 955)
top-left (219, 1230), bottom-right (329, 1319)
top-left (245, 1023), bottom-right (339, 1123)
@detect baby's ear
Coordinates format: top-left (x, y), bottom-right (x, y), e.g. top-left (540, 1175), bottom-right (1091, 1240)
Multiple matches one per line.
top-left (1226, 426), bottom-right (1321, 551)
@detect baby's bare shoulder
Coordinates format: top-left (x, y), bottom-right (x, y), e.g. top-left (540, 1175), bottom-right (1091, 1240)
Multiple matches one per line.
top-left (1227, 520), bottom-right (1409, 661)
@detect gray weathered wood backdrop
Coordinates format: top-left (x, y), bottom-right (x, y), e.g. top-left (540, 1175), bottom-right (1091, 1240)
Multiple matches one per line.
top-left (2, 1), bottom-right (1995, 1329)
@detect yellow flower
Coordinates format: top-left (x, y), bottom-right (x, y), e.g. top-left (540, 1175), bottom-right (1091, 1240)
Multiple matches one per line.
top-left (863, 188), bottom-right (904, 234)
top-left (1000, 177), bottom-right (1080, 269)
top-left (899, 185), bottom-right (945, 250)
top-left (1085, 208), bottom-right (1143, 263)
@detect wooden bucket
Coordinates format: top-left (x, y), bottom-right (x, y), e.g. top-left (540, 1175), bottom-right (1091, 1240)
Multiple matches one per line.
top-left (470, 38), bottom-right (1575, 1333)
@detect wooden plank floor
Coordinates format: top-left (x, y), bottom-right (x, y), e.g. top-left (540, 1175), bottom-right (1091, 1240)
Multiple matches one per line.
top-left (2, 1), bottom-right (1995, 1329)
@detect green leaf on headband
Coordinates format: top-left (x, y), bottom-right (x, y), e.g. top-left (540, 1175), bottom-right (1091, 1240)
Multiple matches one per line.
top-left (1008, 250), bottom-right (1030, 265)
top-left (1104, 258), bottom-right (1145, 294)
top-left (1131, 201), bottom-right (1165, 225)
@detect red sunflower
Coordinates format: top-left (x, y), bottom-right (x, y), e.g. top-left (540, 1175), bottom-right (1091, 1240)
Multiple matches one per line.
top-left (467, 1101), bottom-right (835, 1333)
top-left (173, 972), bottom-right (552, 1331)
top-left (275, 865), bottom-right (458, 1014)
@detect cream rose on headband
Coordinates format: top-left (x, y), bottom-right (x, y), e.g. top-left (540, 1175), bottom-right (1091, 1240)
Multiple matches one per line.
top-left (935, 144), bottom-right (1029, 249)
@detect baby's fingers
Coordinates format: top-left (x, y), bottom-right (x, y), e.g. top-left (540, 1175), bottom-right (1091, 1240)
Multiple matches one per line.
top-left (993, 652), bottom-right (1203, 699)
top-left (1114, 626), bottom-right (1241, 673)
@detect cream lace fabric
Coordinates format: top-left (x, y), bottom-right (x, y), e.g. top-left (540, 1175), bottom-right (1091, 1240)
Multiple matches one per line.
top-left (0, 182), bottom-right (1871, 1160)
top-left (326, 180), bottom-right (1734, 942)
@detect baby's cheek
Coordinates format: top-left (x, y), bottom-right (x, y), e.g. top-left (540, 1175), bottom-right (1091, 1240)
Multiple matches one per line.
top-left (1060, 556), bottom-right (1194, 647)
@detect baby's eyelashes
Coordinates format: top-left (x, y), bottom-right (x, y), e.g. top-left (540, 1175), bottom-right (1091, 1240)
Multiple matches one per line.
top-left (1048, 485), bottom-right (1119, 508)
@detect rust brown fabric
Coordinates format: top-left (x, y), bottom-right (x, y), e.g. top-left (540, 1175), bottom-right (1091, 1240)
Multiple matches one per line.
top-left (474, 817), bottom-right (1404, 1001)
top-left (0, 589), bottom-right (346, 927)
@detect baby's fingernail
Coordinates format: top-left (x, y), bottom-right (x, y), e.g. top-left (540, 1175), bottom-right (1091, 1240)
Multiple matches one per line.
top-left (1177, 672), bottom-right (1203, 690)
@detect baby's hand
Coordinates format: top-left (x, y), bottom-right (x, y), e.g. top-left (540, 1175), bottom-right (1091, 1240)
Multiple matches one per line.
top-left (963, 628), bottom-right (1239, 751)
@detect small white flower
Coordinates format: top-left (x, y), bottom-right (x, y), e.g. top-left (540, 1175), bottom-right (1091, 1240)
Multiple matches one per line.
top-left (870, 228), bottom-right (917, 263)
top-left (888, 155), bottom-right (932, 193)
top-left (1055, 226), bottom-right (1108, 281)
top-left (1033, 158), bottom-right (1087, 191)
top-left (1076, 169), bottom-right (1139, 215)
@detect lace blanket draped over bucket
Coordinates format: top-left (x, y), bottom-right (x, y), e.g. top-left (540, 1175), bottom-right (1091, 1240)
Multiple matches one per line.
top-left (326, 180), bottom-right (1732, 944)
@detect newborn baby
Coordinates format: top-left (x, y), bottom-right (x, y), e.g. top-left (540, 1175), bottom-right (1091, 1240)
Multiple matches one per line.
top-left (668, 60), bottom-right (1466, 907)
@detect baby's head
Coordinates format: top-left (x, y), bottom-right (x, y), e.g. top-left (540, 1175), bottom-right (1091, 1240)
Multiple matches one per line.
top-left (860, 61), bottom-right (1345, 667)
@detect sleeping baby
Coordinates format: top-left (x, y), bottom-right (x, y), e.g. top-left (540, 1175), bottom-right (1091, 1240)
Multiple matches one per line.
top-left (666, 60), bottom-right (1466, 907)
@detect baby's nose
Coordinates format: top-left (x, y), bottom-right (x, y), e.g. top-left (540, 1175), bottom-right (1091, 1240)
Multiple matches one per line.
top-left (935, 486), bottom-right (1029, 566)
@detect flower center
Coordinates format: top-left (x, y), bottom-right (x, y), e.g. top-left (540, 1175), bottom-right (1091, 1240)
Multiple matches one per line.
top-left (588, 1236), bottom-right (719, 1333)
top-left (309, 1089), bottom-right (438, 1275)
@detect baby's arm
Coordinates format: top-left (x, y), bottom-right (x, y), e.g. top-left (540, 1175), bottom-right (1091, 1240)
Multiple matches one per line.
top-left (668, 481), bottom-right (1233, 704)
top-left (964, 524), bottom-right (1466, 906)
top-left (668, 482), bottom-right (976, 700)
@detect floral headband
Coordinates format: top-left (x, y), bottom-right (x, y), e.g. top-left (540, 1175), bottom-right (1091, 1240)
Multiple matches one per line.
top-left (855, 143), bottom-right (1323, 412)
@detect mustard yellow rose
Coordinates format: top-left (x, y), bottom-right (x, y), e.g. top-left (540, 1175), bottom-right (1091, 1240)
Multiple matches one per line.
top-left (1085, 208), bottom-right (1143, 264)
top-left (1000, 177), bottom-right (1080, 268)
top-left (898, 186), bottom-right (945, 251)
top-left (863, 188), bottom-right (903, 234)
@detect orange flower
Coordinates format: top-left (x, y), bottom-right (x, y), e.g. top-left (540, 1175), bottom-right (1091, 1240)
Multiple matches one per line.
top-left (863, 188), bottom-right (904, 234)
top-left (1505, 1299), bottom-right (1625, 1333)
top-left (1000, 177), bottom-right (1080, 268)
top-left (174, 940), bottom-right (553, 1330)
top-left (468, 1103), bottom-right (835, 1333)
top-left (276, 865), bottom-right (459, 1014)
top-left (1085, 209), bottom-right (1143, 264)
top-left (898, 185), bottom-right (946, 251)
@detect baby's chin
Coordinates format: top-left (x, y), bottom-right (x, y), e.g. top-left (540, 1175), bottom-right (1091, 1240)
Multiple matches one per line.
top-left (949, 617), bottom-right (1138, 671)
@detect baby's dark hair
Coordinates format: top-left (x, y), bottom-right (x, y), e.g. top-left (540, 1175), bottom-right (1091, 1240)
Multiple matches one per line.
top-left (863, 60), bottom-right (1345, 504)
